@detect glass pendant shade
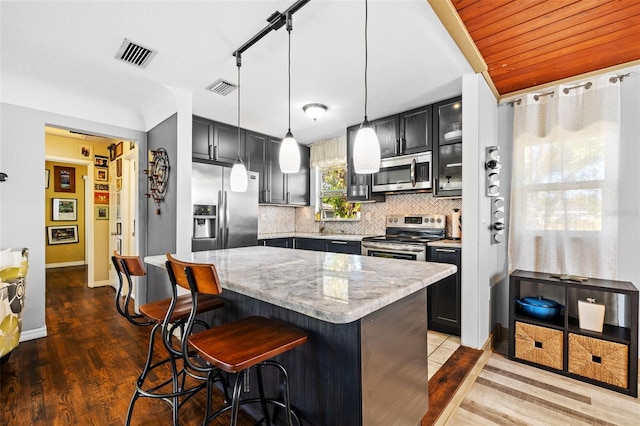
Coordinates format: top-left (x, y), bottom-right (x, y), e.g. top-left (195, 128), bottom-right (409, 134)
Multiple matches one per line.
top-left (279, 130), bottom-right (300, 173)
top-left (353, 121), bottom-right (381, 174)
top-left (229, 158), bottom-right (248, 192)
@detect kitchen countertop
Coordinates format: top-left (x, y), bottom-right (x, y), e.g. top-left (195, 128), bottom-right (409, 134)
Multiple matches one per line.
top-left (428, 239), bottom-right (462, 248)
top-left (144, 246), bottom-right (456, 324)
top-left (258, 232), bottom-right (375, 242)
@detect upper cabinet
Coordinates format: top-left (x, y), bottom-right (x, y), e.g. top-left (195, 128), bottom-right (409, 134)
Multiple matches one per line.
top-left (192, 115), bottom-right (241, 164)
top-left (374, 105), bottom-right (432, 159)
top-left (193, 117), bottom-right (310, 206)
top-left (401, 105), bottom-right (432, 155)
top-left (432, 96), bottom-right (462, 198)
top-left (245, 130), bottom-right (309, 206)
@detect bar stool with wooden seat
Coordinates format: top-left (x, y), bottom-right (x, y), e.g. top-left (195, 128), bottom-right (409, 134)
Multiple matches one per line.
top-left (112, 252), bottom-right (226, 425)
top-left (165, 253), bottom-right (308, 425)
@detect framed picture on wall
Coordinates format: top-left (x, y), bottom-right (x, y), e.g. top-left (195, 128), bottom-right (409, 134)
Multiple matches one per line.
top-left (45, 169), bottom-right (50, 189)
top-left (115, 142), bottom-right (123, 157)
top-left (116, 158), bottom-right (122, 177)
top-left (79, 145), bottom-right (92, 159)
top-left (94, 155), bottom-right (108, 168)
top-left (47, 225), bottom-right (78, 245)
top-left (53, 165), bottom-right (75, 193)
top-left (95, 192), bottom-right (109, 205)
top-left (96, 206), bottom-right (109, 220)
top-left (95, 167), bottom-right (108, 182)
top-left (52, 198), bottom-right (77, 221)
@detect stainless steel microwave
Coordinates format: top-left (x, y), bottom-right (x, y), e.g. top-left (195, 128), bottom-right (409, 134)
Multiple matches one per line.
top-left (372, 152), bottom-right (432, 192)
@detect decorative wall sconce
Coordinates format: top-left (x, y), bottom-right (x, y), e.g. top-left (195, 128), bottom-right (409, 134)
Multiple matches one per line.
top-left (0, 172), bottom-right (7, 182)
top-left (145, 148), bottom-right (170, 215)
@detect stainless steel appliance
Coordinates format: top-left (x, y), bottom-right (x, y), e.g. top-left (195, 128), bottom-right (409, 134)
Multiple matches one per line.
top-left (372, 152), bottom-right (432, 193)
top-left (192, 161), bottom-right (258, 251)
top-left (361, 214), bottom-right (445, 261)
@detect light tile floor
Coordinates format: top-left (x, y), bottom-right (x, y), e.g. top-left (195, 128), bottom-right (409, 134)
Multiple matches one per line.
top-left (427, 330), bottom-right (461, 380)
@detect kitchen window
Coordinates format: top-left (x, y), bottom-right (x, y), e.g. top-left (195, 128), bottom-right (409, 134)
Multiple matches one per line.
top-left (317, 166), bottom-right (360, 221)
top-left (509, 75), bottom-right (621, 280)
top-left (310, 136), bottom-right (360, 221)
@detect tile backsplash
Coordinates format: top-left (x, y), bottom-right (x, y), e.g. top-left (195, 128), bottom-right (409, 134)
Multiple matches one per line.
top-left (259, 193), bottom-right (462, 238)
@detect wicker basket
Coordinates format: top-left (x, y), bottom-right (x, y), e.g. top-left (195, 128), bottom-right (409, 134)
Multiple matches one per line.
top-left (515, 322), bottom-right (563, 370)
top-left (568, 333), bottom-right (628, 388)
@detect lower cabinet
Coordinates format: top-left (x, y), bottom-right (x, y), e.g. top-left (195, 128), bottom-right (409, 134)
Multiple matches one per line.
top-left (509, 270), bottom-right (638, 397)
top-left (427, 246), bottom-right (461, 336)
top-left (294, 238), bottom-right (326, 252)
top-left (258, 237), bottom-right (361, 255)
top-left (257, 238), bottom-right (293, 249)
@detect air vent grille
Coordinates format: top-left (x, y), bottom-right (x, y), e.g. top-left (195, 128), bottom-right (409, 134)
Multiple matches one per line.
top-left (115, 38), bottom-right (157, 68)
top-left (206, 79), bottom-right (237, 96)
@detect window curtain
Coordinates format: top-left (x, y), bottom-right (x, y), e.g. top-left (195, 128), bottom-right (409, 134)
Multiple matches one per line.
top-left (310, 136), bottom-right (346, 168)
top-left (509, 74), bottom-right (622, 324)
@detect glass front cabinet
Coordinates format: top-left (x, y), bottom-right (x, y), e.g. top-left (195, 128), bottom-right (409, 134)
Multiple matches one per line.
top-left (433, 96), bottom-right (462, 197)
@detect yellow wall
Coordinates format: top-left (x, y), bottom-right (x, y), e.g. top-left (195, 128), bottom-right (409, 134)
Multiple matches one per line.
top-left (45, 160), bottom-right (86, 264)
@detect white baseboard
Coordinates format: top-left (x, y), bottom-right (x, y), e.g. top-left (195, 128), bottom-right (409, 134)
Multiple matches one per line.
top-left (93, 279), bottom-right (111, 288)
top-left (19, 326), bottom-right (47, 342)
top-left (45, 261), bottom-right (86, 269)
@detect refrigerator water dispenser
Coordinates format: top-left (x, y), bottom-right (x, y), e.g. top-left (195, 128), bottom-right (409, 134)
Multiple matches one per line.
top-left (193, 204), bottom-right (216, 239)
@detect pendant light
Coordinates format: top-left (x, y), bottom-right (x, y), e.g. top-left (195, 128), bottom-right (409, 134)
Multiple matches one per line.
top-left (279, 12), bottom-right (301, 174)
top-left (353, 0), bottom-right (380, 174)
top-left (229, 53), bottom-right (248, 192)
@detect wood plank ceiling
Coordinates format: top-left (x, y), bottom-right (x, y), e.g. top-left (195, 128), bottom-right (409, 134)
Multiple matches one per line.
top-left (435, 0), bottom-right (640, 99)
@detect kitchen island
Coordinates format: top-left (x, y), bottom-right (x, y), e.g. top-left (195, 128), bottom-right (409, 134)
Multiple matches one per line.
top-left (145, 246), bottom-right (456, 426)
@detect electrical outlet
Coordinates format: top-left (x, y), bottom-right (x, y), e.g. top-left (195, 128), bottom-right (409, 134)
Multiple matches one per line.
top-left (366, 212), bottom-right (371, 221)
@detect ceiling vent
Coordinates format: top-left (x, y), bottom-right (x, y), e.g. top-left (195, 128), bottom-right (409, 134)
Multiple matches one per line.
top-left (206, 79), bottom-right (237, 96)
top-left (115, 38), bottom-right (157, 68)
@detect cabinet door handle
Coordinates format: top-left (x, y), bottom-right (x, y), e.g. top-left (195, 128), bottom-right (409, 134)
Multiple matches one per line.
top-left (330, 241), bottom-right (348, 245)
top-left (214, 145), bottom-right (219, 160)
top-left (435, 248), bottom-right (457, 253)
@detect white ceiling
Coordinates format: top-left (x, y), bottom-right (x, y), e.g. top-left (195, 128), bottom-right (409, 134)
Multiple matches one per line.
top-left (0, 0), bottom-right (473, 145)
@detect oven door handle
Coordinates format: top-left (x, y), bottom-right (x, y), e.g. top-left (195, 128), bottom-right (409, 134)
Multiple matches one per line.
top-left (362, 243), bottom-right (426, 254)
top-left (410, 158), bottom-right (416, 187)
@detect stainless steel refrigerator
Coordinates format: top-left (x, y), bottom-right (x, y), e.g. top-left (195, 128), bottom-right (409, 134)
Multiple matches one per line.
top-left (192, 161), bottom-right (258, 251)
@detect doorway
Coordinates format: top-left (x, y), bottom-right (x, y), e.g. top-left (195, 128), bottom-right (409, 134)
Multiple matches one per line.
top-left (44, 126), bottom-right (137, 291)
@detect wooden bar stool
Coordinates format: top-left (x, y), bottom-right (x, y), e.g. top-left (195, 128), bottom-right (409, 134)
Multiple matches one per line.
top-left (112, 252), bottom-right (225, 425)
top-left (165, 254), bottom-right (308, 426)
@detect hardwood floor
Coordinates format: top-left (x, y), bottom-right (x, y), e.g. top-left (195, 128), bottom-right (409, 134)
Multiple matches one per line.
top-left (1, 266), bottom-right (253, 426)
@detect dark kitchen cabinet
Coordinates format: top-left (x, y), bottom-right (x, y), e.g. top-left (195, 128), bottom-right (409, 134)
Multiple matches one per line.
top-left (258, 237), bottom-right (294, 248)
top-left (287, 144), bottom-right (310, 205)
top-left (192, 115), bottom-right (214, 160)
top-left (192, 116), bottom-right (240, 164)
top-left (258, 135), bottom-right (310, 206)
top-left (373, 115), bottom-right (400, 158)
top-left (509, 270), bottom-right (638, 397)
top-left (427, 246), bottom-right (461, 336)
top-left (245, 130), bottom-right (268, 203)
top-left (432, 96), bottom-right (462, 197)
top-left (294, 238), bottom-right (326, 252)
top-left (326, 239), bottom-right (360, 255)
top-left (373, 106), bottom-right (432, 158)
top-left (400, 105), bottom-right (432, 154)
top-left (346, 124), bottom-right (385, 203)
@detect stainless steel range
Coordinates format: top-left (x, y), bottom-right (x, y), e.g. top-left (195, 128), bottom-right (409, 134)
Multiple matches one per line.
top-left (361, 214), bottom-right (446, 261)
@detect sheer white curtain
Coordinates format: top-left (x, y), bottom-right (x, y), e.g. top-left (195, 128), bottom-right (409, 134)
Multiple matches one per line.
top-left (509, 74), bottom-right (621, 280)
top-left (310, 136), bottom-right (346, 168)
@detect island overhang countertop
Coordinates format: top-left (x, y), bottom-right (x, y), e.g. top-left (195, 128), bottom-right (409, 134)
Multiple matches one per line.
top-left (145, 246), bottom-right (456, 324)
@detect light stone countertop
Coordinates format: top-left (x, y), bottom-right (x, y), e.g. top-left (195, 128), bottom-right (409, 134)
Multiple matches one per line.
top-left (145, 246), bottom-right (456, 324)
top-left (258, 232), bottom-right (376, 242)
top-left (427, 239), bottom-right (462, 248)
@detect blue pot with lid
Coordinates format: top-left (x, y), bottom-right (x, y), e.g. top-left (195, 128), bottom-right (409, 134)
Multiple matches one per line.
top-left (516, 296), bottom-right (563, 320)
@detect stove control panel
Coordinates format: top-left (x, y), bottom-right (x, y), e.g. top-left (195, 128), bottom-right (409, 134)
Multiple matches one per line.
top-left (386, 214), bottom-right (446, 229)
